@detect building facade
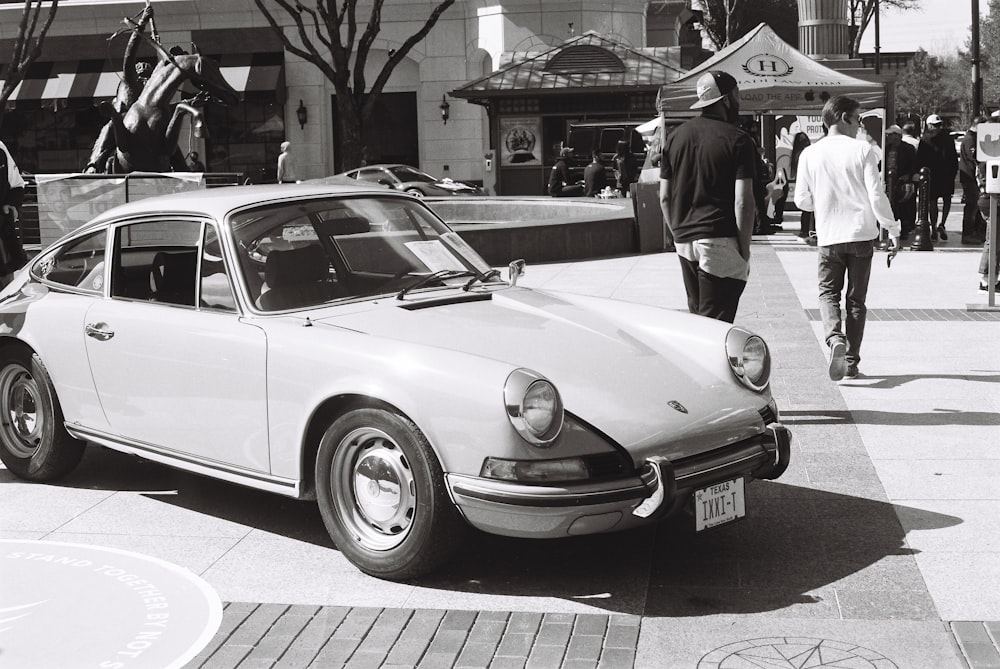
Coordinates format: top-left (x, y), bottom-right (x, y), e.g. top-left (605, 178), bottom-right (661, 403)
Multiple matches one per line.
top-left (0, 0), bottom-right (692, 190)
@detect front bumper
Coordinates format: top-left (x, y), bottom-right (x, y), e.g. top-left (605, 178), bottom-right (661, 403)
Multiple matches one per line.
top-left (446, 422), bottom-right (791, 538)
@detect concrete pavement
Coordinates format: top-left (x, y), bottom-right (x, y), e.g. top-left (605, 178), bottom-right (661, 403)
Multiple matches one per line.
top-left (1, 210), bottom-right (999, 668)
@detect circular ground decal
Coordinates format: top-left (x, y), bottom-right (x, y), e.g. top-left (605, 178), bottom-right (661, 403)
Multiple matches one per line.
top-left (699, 637), bottom-right (898, 668)
top-left (0, 540), bottom-right (221, 668)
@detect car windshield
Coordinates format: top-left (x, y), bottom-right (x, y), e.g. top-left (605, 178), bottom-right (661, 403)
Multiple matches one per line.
top-left (388, 166), bottom-right (437, 183)
top-left (230, 194), bottom-right (494, 312)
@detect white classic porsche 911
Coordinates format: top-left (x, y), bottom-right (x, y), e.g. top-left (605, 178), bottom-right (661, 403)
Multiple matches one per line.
top-left (0, 184), bottom-right (790, 580)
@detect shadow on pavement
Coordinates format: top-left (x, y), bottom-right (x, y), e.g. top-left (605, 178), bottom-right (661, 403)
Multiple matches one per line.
top-left (781, 409), bottom-right (1000, 426)
top-left (841, 372), bottom-right (1000, 390)
top-left (26, 448), bottom-right (962, 617)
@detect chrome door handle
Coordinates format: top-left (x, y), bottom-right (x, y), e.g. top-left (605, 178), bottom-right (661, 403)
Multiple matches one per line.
top-left (85, 322), bottom-right (114, 341)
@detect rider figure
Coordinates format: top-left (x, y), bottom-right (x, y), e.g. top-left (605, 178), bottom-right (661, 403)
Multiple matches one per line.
top-left (85, 4), bottom-right (156, 173)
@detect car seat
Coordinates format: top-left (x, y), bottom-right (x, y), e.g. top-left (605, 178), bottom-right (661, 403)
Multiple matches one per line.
top-left (258, 245), bottom-right (341, 311)
top-left (149, 251), bottom-right (198, 306)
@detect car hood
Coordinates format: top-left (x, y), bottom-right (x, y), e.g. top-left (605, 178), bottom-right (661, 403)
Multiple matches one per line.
top-left (315, 288), bottom-right (765, 460)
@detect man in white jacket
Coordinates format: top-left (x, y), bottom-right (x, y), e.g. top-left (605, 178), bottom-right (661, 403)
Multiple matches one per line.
top-left (794, 96), bottom-right (900, 381)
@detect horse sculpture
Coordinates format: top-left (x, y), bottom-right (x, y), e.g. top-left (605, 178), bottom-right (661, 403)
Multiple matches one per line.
top-left (86, 4), bottom-right (239, 173)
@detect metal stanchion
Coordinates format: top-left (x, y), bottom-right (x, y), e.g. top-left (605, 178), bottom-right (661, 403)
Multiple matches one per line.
top-left (968, 171), bottom-right (999, 312)
top-left (878, 167), bottom-right (895, 250)
top-left (910, 167), bottom-right (934, 251)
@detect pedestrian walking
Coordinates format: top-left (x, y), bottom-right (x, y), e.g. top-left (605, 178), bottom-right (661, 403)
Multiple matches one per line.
top-left (583, 149), bottom-right (607, 197)
top-left (549, 147), bottom-right (584, 197)
top-left (790, 131), bottom-right (815, 242)
top-left (916, 114), bottom-right (958, 241)
top-left (959, 116), bottom-right (988, 245)
top-left (883, 124), bottom-right (917, 240)
top-left (659, 70), bottom-right (756, 324)
top-left (277, 141), bottom-right (299, 183)
top-left (794, 96), bottom-right (901, 381)
top-left (0, 140), bottom-right (27, 287)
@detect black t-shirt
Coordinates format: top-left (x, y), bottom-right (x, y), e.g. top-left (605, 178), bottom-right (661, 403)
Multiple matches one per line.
top-left (583, 160), bottom-right (607, 196)
top-left (660, 113), bottom-right (756, 243)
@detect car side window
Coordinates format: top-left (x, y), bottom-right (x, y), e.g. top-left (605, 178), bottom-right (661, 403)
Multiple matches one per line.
top-left (200, 224), bottom-right (237, 312)
top-left (33, 229), bottom-right (108, 292)
top-left (111, 219), bottom-right (201, 306)
top-left (356, 169), bottom-right (387, 185)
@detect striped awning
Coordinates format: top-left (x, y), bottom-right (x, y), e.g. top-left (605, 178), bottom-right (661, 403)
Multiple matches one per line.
top-left (2, 53), bottom-right (284, 102)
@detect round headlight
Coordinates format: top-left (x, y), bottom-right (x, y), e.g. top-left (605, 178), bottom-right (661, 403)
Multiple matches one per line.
top-left (504, 369), bottom-right (564, 446)
top-left (742, 336), bottom-right (769, 389)
top-left (725, 327), bottom-right (771, 391)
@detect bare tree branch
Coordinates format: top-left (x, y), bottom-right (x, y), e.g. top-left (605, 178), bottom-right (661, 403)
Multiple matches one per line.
top-left (2, 0), bottom-right (60, 109)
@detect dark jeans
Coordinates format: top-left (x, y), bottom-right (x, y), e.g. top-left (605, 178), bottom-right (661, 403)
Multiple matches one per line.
top-left (961, 176), bottom-right (987, 238)
top-left (679, 256), bottom-right (746, 323)
top-left (818, 239), bottom-right (875, 368)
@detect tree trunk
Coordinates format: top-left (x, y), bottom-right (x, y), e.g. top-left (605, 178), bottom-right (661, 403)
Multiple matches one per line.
top-left (334, 92), bottom-right (364, 172)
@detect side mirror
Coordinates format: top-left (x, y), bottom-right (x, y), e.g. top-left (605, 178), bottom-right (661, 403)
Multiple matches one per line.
top-left (377, 178), bottom-right (393, 187)
top-left (508, 259), bottom-right (526, 286)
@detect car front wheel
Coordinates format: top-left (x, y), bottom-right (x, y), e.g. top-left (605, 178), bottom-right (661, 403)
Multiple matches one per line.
top-left (404, 188), bottom-right (425, 198)
top-left (0, 345), bottom-right (85, 481)
top-left (315, 407), bottom-right (464, 580)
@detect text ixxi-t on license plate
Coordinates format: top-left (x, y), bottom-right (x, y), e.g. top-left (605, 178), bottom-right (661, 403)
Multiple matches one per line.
top-left (695, 477), bottom-right (746, 531)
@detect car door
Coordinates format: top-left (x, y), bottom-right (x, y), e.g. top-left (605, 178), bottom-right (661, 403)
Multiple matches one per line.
top-left (82, 216), bottom-right (270, 473)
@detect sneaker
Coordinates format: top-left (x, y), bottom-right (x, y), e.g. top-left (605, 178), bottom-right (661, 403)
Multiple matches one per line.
top-left (937, 225), bottom-right (948, 241)
top-left (828, 340), bottom-right (847, 381)
top-left (844, 365), bottom-right (859, 379)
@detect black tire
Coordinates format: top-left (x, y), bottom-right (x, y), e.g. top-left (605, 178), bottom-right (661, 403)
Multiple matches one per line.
top-left (0, 345), bottom-right (85, 481)
top-left (315, 407), bottom-right (465, 580)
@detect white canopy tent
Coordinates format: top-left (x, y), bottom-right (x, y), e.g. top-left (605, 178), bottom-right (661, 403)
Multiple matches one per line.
top-left (658, 23), bottom-right (885, 115)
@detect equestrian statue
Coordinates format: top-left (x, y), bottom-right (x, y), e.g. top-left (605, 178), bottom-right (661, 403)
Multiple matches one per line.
top-left (85, 1), bottom-right (239, 173)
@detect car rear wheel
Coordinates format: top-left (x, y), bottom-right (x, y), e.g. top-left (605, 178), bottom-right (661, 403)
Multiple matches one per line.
top-left (404, 188), bottom-right (425, 198)
top-left (315, 407), bottom-right (464, 580)
top-left (0, 346), bottom-right (85, 481)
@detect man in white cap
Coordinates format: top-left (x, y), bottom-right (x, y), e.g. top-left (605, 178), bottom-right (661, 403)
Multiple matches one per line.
top-left (659, 70), bottom-right (756, 323)
top-left (916, 113), bottom-right (958, 241)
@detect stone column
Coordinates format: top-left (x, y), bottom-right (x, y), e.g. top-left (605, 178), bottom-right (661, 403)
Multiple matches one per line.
top-left (797, 0), bottom-right (850, 59)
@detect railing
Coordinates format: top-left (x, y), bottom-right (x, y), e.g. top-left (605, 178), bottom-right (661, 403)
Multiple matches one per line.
top-left (18, 172), bottom-right (245, 250)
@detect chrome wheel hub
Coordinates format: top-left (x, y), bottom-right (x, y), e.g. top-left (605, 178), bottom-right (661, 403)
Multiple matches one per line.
top-left (332, 427), bottom-right (416, 551)
top-left (0, 364), bottom-right (42, 458)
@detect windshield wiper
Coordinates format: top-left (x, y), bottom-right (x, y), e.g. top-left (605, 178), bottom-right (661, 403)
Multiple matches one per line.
top-left (396, 269), bottom-right (474, 300)
top-left (462, 269), bottom-right (502, 291)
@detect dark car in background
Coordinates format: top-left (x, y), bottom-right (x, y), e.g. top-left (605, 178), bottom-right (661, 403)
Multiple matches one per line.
top-left (341, 164), bottom-right (483, 197)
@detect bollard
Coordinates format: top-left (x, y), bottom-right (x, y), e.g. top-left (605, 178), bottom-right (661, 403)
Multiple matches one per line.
top-left (910, 167), bottom-right (934, 251)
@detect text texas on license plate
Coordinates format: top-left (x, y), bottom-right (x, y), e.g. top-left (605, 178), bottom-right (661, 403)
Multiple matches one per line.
top-left (695, 478), bottom-right (746, 531)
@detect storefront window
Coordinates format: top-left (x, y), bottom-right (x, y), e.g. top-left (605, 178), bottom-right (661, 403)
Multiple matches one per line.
top-left (1, 102), bottom-right (105, 174)
top-left (205, 98), bottom-right (284, 183)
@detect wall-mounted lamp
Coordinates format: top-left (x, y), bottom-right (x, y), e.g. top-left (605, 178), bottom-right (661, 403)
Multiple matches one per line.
top-left (439, 95), bottom-right (450, 125)
top-left (296, 99), bottom-right (308, 129)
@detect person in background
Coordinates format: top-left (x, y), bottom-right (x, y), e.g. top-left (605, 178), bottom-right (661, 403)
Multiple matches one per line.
top-left (901, 121), bottom-right (920, 150)
top-left (0, 140), bottom-right (27, 287)
top-left (185, 151), bottom-right (205, 171)
top-left (549, 147), bottom-right (584, 197)
top-left (883, 124), bottom-right (917, 241)
top-left (794, 96), bottom-right (900, 381)
top-left (277, 141), bottom-right (299, 184)
top-left (583, 149), bottom-right (607, 197)
top-left (959, 116), bottom-right (988, 245)
top-left (659, 70), bottom-right (756, 324)
top-left (916, 114), bottom-right (958, 241)
top-left (613, 140), bottom-right (637, 198)
top-left (790, 131), bottom-right (815, 243)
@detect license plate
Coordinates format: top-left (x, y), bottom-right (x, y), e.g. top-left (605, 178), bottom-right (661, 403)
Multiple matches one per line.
top-left (695, 478), bottom-right (746, 531)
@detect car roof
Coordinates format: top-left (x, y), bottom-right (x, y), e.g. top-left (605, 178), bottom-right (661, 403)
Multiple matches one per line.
top-left (83, 183), bottom-right (394, 229)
